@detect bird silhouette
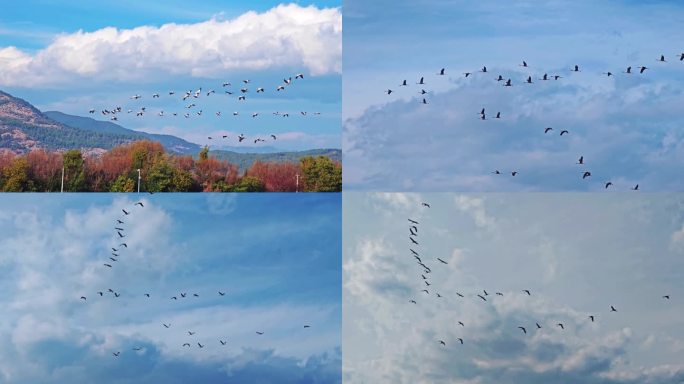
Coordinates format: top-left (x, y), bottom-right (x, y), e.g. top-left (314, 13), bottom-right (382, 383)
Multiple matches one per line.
top-left (557, 323), bottom-right (564, 330)
top-left (610, 305), bottom-right (617, 312)
top-left (518, 326), bottom-right (527, 334)
top-left (437, 258), bottom-right (448, 264)
top-left (582, 171), bottom-right (591, 179)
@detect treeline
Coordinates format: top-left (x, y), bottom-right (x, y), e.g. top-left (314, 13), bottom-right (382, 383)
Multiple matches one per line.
top-left (0, 141), bottom-right (342, 192)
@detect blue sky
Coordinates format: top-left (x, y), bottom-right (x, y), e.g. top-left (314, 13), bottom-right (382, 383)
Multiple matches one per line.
top-left (343, 192), bottom-right (684, 383)
top-left (343, 0), bottom-right (684, 191)
top-left (0, 1), bottom-right (341, 151)
top-left (0, 193), bottom-right (341, 383)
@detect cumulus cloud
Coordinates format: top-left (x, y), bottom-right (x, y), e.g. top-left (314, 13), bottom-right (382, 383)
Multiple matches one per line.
top-left (0, 3), bottom-right (341, 87)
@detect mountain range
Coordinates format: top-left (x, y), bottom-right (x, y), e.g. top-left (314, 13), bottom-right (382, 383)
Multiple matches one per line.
top-left (0, 90), bottom-right (340, 168)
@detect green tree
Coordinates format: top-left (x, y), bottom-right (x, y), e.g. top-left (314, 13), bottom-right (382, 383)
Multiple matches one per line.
top-left (110, 175), bottom-right (135, 192)
top-left (234, 176), bottom-right (265, 192)
top-left (199, 146), bottom-right (209, 161)
top-left (2, 157), bottom-right (33, 192)
top-left (62, 150), bottom-right (87, 192)
top-left (172, 169), bottom-right (196, 191)
top-left (300, 156), bottom-right (342, 192)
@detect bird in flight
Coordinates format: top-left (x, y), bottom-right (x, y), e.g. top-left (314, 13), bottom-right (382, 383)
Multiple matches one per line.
top-left (438, 68), bottom-right (445, 75)
top-left (80, 296), bottom-right (86, 301)
top-left (577, 156), bottom-right (584, 165)
top-left (197, 343), bottom-right (204, 348)
top-left (536, 323), bottom-right (542, 329)
top-left (663, 295), bottom-right (670, 299)
top-left (410, 237), bottom-right (419, 245)
top-left (220, 340), bottom-right (227, 345)
top-left (409, 299), bottom-right (417, 304)
top-left (256, 331), bottom-right (264, 335)
top-left (439, 340), bottom-right (446, 346)
top-left (219, 291), bottom-right (226, 296)
top-left (103, 264), bottom-right (112, 268)
top-left (122, 209), bottom-right (130, 215)
top-left (639, 66), bottom-right (648, 73)
top-left (523, 290), bottom-right (531, 296)
top-left (477, 294), bottom-right (487, 301)
top-left (544, 127), bottom-right (553, 134)
top-left (188, 331), bottom-right (196, 335)
top-left (144, 294), bottom-right (150, 298)
top-left (560, 130), bottom-right (569, 136)
top-left (163, 323), bottom-right (170, 328)
top-left (456, 292), bottom-right (464, 298)
top-left (408, 219), bottom-right (419, 224)
top-left (605, 182), bottom-right (613, 189)
top-left (182, 343), bottom-right (190, 347)
top-left (582, 171), bottom-right (591, 179)
top-left (610, 305), bottom-right (617, 312)
top-left (458, 321), bottom-right (464, 327)
top-left (589, 315), bottom-right (595, 322)
top-left (113, 352), bottom-right (120, 357)
top-left (133, 347), bottom-right (143, 351)
top-left (457, 338), bottom-right (464, 345)
top-left (572, 65), bottom-right (580, 72)
top-left (557, 323), bottom-right (565, 330)
top-left (632, 184), bottom-right (639, 191)
top-left (518, 326), bottom-right (527, 334)
top-left (117, 231), bottom-right (125, 238)
top-left (135, 202), bottom-right (144, 207)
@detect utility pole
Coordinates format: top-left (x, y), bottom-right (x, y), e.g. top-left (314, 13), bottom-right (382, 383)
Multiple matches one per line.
top-left (137, 169), bottom-right (141, 194)
top-left (295, 173), bottom-right (299, 193)
top-left (60, 166), bottom-right (64, 193)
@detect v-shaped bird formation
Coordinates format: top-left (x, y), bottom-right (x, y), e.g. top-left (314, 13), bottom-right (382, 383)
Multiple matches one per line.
top-left (405, 201), bottom-right (673, 348)
top-left (384, 54), bottom-right (684, 191)
top-left (79, 198), bottom-right (312, 358)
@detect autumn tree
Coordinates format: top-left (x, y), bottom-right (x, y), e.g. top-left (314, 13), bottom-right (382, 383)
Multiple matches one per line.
top-left (245, 161), bottom-right (300, 192)
top-left (26, 149), bottom-right (63, 192)
top-left (194, 147), bottom-right (239, 191)
top-left (300, 156), bottom-right (342, 192)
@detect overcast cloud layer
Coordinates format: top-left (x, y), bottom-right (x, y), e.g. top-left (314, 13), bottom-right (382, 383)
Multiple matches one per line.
top-left (343, 193), bottom-right (684, 383)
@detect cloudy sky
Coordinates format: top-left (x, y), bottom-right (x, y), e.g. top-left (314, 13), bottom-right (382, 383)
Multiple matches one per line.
top-left (343, 192), bottom-right (684, 383)
top-left (0, 193), bottom-right (341, 384)
top-left (0, 1), bottom-right (341, 151)
top-left (343, 0), bottom-right (684, 191)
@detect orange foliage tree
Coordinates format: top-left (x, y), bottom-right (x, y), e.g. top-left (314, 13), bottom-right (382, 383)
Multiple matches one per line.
top-left (245, 161), bottom-right (300, 192)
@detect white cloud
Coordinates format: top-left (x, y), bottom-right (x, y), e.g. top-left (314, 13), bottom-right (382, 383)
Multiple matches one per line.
top-left (454, 195), bottom-right (496, 230)
top-left (0, 4), bottom-right (341, 87)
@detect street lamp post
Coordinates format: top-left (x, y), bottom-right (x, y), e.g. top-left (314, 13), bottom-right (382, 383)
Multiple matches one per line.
top-left (137, 169), bottom-right (141, 194)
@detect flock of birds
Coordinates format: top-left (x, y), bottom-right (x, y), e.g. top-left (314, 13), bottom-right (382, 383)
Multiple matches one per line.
top-left (78, 200), bottom-right (311, 358)
top-left (87, 74), bottom-right (322, 145)
top-left (384, 52), bottom-right (684, 190)
top-left (405, 202), bottom-right (673, 348)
